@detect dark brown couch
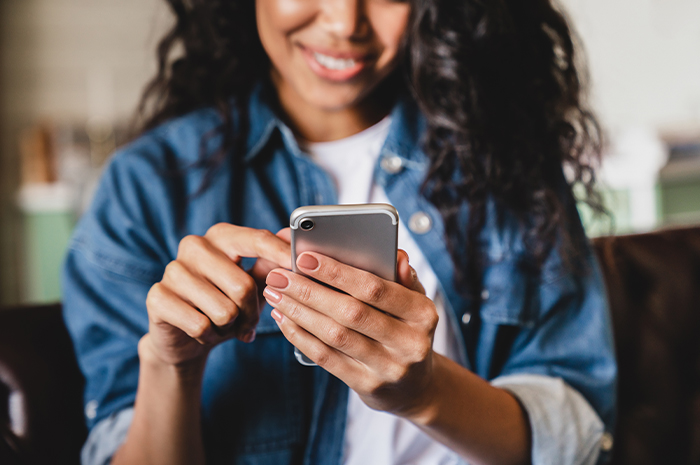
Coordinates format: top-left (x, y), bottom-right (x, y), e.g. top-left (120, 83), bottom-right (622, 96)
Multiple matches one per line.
top-left (2, 226), bottom-right (700, 465)
top-left (0, 304), bottom-right (86, 465)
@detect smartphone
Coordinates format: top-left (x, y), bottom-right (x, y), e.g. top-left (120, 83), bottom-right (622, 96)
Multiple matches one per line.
top-left (290, 204), bottom-right (399, 366)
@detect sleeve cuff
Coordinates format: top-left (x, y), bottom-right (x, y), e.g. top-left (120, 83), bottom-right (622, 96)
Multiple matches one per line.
top-left (81, 407), bottom-right (134, 465)
top-left (491, 374), bottom-right (608, 465)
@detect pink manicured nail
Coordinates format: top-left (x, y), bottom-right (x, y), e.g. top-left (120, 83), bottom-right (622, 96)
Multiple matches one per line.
top-left (297, 253), bottom-right (319, 271)
top-left (266, 271), bottom-right (289, 289)
top-left (271, 309), bottom-right (284, 323)
top-left (263, 287), bottom-right (282, 304)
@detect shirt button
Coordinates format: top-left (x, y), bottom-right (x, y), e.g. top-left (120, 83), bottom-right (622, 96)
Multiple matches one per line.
top-left (600, 432), bottom-right (614, 452)
top-left (481, 289), bottom-right (490, 300)
top-left (85, 400), bottom-right (98, 420)
top-left (380, 155), bottom-right (403, 174)
top-left (461, 312), bottom-right (472, 325)
top-left (408, 212), bottom-right (432, 234)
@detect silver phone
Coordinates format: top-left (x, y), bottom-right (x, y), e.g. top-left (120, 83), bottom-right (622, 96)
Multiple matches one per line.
top-left (290, 204), bottom-right (399, 366)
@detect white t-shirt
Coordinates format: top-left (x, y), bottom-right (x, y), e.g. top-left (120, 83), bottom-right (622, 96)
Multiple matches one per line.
top-left (301, 118), bottom-right (464, 465)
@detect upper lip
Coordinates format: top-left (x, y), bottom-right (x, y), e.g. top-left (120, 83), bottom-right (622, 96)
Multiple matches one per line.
top-left (299, 44), bottom-right (373, 61)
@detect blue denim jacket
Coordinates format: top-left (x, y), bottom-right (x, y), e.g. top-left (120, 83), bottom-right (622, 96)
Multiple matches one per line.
top-left (62, 85), bottom-right (617, 465)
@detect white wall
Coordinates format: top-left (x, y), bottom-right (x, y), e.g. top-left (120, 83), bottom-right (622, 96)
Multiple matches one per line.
top-left (0, 0), bottom-right (168, 123)
top-left (561, 0), bottom-right (700, 132)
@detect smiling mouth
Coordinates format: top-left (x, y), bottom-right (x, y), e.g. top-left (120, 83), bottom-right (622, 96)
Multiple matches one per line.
top-left (298, 44), bottom-right (373, 81)
top-left (313, 51), bottom-right (359, 71)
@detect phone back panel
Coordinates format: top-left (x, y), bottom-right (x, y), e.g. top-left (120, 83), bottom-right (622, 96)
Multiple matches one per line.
top-left (291, 205), bottom-right (398, 282)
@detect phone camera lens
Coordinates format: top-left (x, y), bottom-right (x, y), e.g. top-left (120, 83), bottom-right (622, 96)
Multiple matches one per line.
top-left (300, 219), bottom-right (315, 231)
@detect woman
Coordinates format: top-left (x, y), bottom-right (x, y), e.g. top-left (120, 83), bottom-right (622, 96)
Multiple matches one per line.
top-left (63, 0), bottom-right (616, 464)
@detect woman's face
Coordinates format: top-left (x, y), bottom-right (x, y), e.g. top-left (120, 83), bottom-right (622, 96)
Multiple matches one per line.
top-left (256, 0), bottom-right (411, 113)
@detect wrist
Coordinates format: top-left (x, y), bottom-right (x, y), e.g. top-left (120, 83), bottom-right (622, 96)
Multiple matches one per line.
top-left (138, 334), bottom-right (208, 387)
top-left (399, 352), bottom-right (444, 427)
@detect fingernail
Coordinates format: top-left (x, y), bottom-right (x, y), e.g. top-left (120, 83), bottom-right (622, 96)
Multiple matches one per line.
top-left (297, 253), bottom-right (319, 271)
top-left (242, 329), bottom-right (256, 343)
top-left (266, 271), bottom-right (289, 289)
top-left (271, 308), bottom-right (284, 323)
top-left (263, 287), bottom-right (282, 304)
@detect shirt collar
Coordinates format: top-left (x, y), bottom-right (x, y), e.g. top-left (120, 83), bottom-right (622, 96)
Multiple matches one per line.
top-left (242, 82), bottom-right (427, 166)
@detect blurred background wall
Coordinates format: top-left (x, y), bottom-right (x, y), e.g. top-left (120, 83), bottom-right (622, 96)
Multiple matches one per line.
top-left (0, 0), bottom-right (698, 305)
top-left (0, 0), bottom-right (168, 304)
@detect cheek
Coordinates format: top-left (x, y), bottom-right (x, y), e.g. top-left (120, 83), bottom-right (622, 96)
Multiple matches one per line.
top-left (368, 4), bottom-right (411, 67)
top-left (256, 0), bottom-right (316, 61)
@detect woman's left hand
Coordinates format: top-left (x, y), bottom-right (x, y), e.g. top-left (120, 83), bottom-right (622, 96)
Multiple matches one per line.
top-left (263, 249), bottom-right (438, 418)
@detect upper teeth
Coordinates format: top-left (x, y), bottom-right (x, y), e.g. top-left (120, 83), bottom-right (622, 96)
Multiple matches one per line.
top-left (314, 52), bottom-right (357, 70)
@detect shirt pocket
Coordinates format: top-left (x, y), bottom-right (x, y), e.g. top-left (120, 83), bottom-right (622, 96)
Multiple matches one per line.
top-left (479, 257), bottom-right (537, 328)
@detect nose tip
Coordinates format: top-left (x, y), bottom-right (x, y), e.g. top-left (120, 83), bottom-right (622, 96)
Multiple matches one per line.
top-left (322, 0), bottom-right (370, 40)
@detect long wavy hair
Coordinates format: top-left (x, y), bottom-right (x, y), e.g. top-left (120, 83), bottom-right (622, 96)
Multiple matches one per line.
top-left (137, 0), bottom-right (603, 298)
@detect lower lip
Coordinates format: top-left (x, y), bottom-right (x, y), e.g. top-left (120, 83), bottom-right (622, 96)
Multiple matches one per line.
top-left (300, 47), bottom-right (368, 82)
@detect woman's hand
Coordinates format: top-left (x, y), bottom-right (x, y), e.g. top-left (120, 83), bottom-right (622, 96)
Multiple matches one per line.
top-left (262, 250), bottom-right (439, 417)
top-left (142, 224), bottom-right (291, 368)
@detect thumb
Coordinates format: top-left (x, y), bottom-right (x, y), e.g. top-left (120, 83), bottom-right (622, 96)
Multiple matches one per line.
top-left (397, 250), bottom-right (425, 295)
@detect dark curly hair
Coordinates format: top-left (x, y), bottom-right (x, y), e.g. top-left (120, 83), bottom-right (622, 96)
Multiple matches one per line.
top-left (137, 0), bottom-right (603, 298)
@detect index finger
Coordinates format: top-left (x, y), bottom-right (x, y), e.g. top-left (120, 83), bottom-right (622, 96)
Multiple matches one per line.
top-left (205, 224), bottom-right (292, 269)
top-left (295, 251), bottom-right (426, 320)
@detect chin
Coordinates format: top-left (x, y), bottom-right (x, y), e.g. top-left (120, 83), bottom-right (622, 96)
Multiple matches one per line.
top-left (304, 89), bottom-right (366, 113)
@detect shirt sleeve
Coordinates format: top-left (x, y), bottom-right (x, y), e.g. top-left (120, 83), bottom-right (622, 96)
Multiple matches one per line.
top-left (62, 145), bottom-right (174, 432)
top-left (473, 191), bottom-right (617, 465)
top-left (81, 407), bottom-right (134, 465)
top-left (491, 374), bottom-right (606, 465)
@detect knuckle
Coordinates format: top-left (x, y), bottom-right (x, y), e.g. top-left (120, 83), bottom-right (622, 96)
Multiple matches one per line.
top-left (189, 317), bottom-right (211, 339)
top-left (326, 325), bottom-right (351, 349)
top-left (417, 341), bottom-right (432, 361)
top-left (408, 336), bottom-right (432, 363)
top-left (215, 300), bottom-right (238, 326)
top-left (253, 229), bottom-right (274, 247)
top-left (385, 363), bottom-right (409, 385)
top-left (231, 274), bottom-right (257, 302)
top-left (297, 282), bottom-right (313, 303)
top-left (287, 301), bottom-right (303, 321)
top-left (363, 279), bottom-right (386, 303)
top-left (343, 302), bottom-right (368, 328)
top-left (311, 346), bottom-right (332, 369)
top-left (163, 260), bottom-right (185, 280)
top-left (205, 222), bottom-right (227, 238)
top-left (146, 283), bottom-right (166, 311)
top-left (324, 262), bottom-right (343, 284)
top-left (147, 282), bottom-right (162, 301)
top-left (178, 234), bottom-right (204, 257)
top-left (424, 306), bottom-right (439, 332)
top-left (285, 324), bottom-right (297, 341)
top-left (240, 283), bottom-right (258, 307)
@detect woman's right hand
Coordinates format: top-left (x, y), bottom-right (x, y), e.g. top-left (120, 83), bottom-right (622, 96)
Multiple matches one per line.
top-left (141, 224), bottom-right (291, 368)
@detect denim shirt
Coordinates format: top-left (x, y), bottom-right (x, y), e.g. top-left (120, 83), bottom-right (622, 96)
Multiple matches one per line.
top-left (62, 85), bottom-right (617, 465)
